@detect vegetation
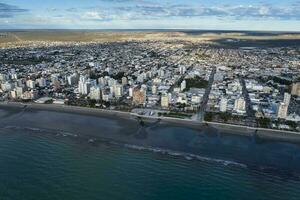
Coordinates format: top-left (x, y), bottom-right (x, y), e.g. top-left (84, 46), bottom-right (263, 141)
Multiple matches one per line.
top-left (184, 77), bottom-right (208, 91)
top-left (162, 112), bottom-right (192, 119)
top-left (272, 76), bottom-right (292, 85)
top-left (204, 112), bottom-right (214, 121)
top-left (256, 117), bottom-right (271, 128)
top-left (204, 112), bottom-right (244, 122)
top-left (111, 72), bottom-right (125, 80)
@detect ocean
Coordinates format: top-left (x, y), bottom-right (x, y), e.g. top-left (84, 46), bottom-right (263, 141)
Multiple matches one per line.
top-left (1, 107), bottom-right (300, 200)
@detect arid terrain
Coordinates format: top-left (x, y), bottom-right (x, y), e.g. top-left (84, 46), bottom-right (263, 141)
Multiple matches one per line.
top-left (1, 30), bottom-right (300, 48)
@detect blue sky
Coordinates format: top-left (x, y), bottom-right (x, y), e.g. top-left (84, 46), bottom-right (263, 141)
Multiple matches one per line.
top-left (0, 0), bottom-right (299, 31)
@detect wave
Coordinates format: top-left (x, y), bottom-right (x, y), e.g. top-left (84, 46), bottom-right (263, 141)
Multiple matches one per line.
top-left (2, 125), bottom-right (78, 137)
top-left (124, 144), bottom-right (247, 168)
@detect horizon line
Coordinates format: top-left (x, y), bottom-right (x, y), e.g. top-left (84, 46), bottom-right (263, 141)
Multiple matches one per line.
top-left (0, 28), bottom-right (300, 33)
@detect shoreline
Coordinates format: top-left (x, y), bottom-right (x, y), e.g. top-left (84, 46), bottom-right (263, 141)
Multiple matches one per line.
top-left (0, 102), bottom-right (299, 142)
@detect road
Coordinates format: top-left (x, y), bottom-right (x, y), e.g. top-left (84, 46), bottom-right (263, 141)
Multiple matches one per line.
top-left (239, 76), bottom-right (257, 127)
top-left (197, 66), bottom-right (216, 122)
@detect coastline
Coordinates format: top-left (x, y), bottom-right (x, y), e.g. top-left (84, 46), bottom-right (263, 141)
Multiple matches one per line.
top-left (0, 101), bottom-right (299, 142)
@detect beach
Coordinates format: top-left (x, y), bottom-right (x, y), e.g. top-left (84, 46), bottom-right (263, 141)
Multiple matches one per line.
top-left (0, 102), bottom-right (299, 143)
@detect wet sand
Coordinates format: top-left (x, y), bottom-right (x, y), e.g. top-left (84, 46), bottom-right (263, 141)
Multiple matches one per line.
top-left (0, 102), bottom-right (300, 144)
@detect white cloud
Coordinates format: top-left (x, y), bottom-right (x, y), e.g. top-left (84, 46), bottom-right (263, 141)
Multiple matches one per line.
top-left (81, 11), bottom-right (107, 21)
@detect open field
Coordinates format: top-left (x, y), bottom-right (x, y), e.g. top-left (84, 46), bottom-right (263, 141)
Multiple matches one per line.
top-left (1, 30), bottom-right (300, 48)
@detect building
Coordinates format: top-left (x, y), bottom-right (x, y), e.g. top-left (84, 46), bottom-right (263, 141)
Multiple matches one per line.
top-left (234, 98), bottom-right (246, 114)
top-left (26, 80), bottom-right (35, 89)
top-left (89, 86), bottom-right (101, 100)
top-left (291, 82), bottom-right (300, 96)
top-left (67, 73), bottom-right (78, 86)
top-left (277, 102), bottom-right (288, 119)
top-left (132, 87), bottom-right (146, 105)
top-left (161, 94), bottom-right (169, 108)
top-left (219, 98), bottom-right (228, 112)
top-left (10, 90), bottom-right (17, 99)
top-left (52, 80), bottom-right (61, 91)
top-left (191, 95), bottom-right (202, 104)
top-left (151, 85), bottom-right (157, 95)
top-left (1, 82), bottom-right (13, 92)
top-left (113, 84), bottom-right (123, 98)
top-left (179, 66), bottom-right (186, 75)
top-left (21, 90), bottom-right (38, 100)
top-left (121, 77), bottom-right (128, 86)
top-left (78, 76), bottom-right (91, 95)
top-left (129, 87), bottom-right (134, 97)
top-left (37, 78), bottom-right (47, 87)
top-left (283, 92), bottom-right (291, 105)
top-left (180, 80), bottom-right (186, 92)
top-left (16, 87), bottom-right (23, 98)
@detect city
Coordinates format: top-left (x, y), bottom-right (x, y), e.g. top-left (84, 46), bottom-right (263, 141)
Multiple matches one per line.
top-left (1, 0), bottom-right (300, 198)
top-left (0, 39), bottom-right (299, 132)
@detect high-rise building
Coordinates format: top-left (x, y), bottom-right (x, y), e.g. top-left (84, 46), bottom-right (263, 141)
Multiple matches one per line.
top-left (291, 82), bottom-right (300, 96)
top-left (219, 98), bottom-right (228, 112)
top-left (151, 85), bottom-right (157, 95)
top-left (114, 85), bottom-right (123, 98)
top-left (179, 66), bottom-right (186, 75)
top-left (1, 82), bottom-right (13, 92)
top-left (180, 80), bottom-right (186, 92)
top-left (121, 77), bottom-right (128, 86)
top-left (277, 102), bottom-right (288, 119)
top-left (37, 78), bottom-right (47, 87)
top-left (78, 79), bottom-right (91, 95)
top-left (16, 87), bottom-right (23, 97)
top-left (132, 87), bottom-right (146, 105)
top-left (283, 92), bottom-right (291, 105)
top-left (161, 94), bottom-right (169, 108)
top-left (89, 86), bottom-right (101, 100)
top-left (234, 97), bottom-right (246, 113)
top-left (129, 87), bottom-right (134, 97)
top-left (67, 73), bottom-right (78, 85)
top-left (26, 80), bottom-right (35, 89)
top-left (10, 90), bottom-right (17, 99)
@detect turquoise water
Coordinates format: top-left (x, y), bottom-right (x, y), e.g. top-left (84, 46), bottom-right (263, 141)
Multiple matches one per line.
top-left (1, 129), bottom-right (300, 200)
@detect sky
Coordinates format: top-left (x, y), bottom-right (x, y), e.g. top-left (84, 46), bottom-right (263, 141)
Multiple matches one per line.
top-left (0, 0), bottom-right (299, 31)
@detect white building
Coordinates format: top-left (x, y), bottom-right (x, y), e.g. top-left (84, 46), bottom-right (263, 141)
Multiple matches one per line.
top-left (234, 98), bottom-right (246, 114)
top-left (179, 66), bottom-right (186, 75)
top-left (277, 102), bottom-right (288, 119)
top-left (121, 77), bottom-right (128, 86)
top-left (152, 85), bottom-right (157, 95)
top-left (114, 85), bottom-right (123, 98)
top-left (89, 86), bottom-right (101, 100)
top-left (37, 78), bottom-right (47, 87)
top-left (180, 80), bottom-right (186, 92)
top-left (283, 92), bottom-right (291, 106)
top-left (219, 98), bottom-right (228, 112)
top-left (67, 74), bottom-right (78, 86)
top-left (16, 87), bottom-right (23, 97)
top-left (191, 95), bottom-right (202, 104)
top-left (161, 94), bottom-right (169, 108)
top-left (1, 82), bottom-right (13, 92)
top-left (26, 80), bottom-right (35, 89)
top-left (78, 79), bottom-right (91, 95)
